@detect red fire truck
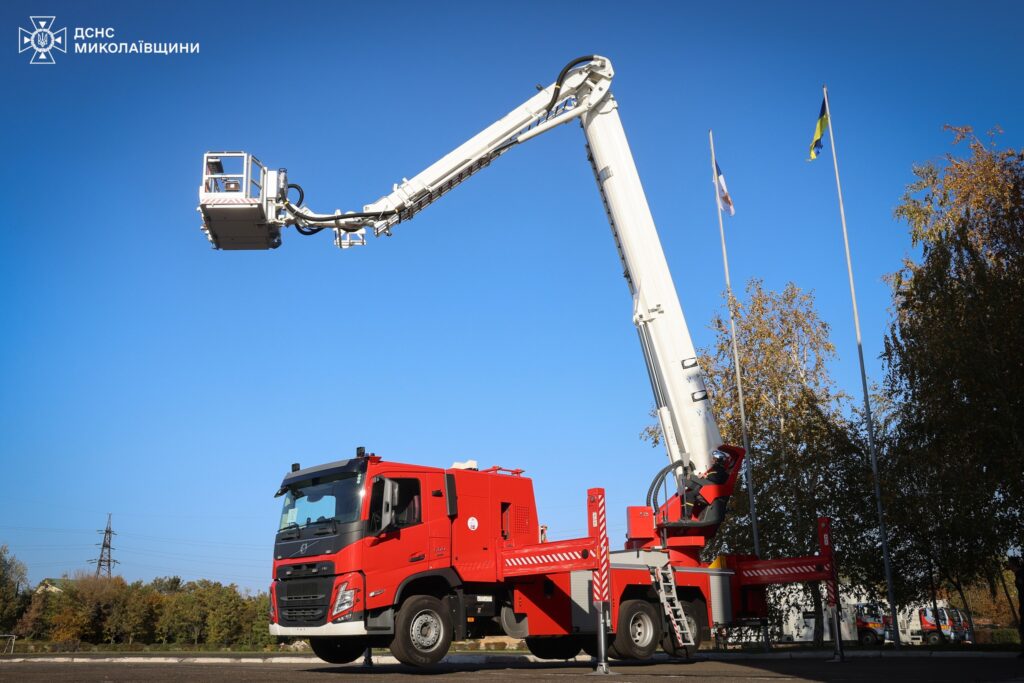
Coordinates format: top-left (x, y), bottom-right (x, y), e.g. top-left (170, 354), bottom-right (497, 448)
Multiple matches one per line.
top-left (854, 602), bottom-right (886, 646)
top-left (197, 56), bottom-right (842, 667)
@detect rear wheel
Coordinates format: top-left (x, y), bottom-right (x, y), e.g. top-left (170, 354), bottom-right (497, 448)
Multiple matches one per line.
top-left (390, 595), bottom-right (453, 666)
top-left (661, 601), bottom-right (702, 658)
top-left (525, 636), bottom-right (582, 660)
top-left (610, 600), bottom-right (661, 660)
top-left (859, 629), bottom-right (879, 647)
top-left (309, 636), bottom-right (367, 664)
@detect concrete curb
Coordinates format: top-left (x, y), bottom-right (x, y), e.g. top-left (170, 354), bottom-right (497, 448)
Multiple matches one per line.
top-left (700, 650), bottom-right (1021, 660)
top-left (2, 650), bottom-right (1019, 664)
top-left (0, 654), bottom-right (534, 666)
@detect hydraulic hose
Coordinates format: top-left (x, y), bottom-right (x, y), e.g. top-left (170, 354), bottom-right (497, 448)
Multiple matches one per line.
top-left (544, 55), bottom-right (598, 113)
top-left (646, 461), bottom-right (686, 511)
top-left (284, 202), bottom-right (399, 233)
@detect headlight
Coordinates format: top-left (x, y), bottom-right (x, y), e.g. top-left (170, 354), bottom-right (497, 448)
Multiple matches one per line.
top-left (332, 582), bottom-right (355, 616)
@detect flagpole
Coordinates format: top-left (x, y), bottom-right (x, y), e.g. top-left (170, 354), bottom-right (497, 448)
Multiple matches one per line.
top-left (709, 129), bottom-right (762, 558)
top-left (822, 86), bottom-right (901, 649)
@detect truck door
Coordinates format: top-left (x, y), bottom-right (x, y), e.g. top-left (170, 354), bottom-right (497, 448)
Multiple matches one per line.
top-left (363, 473), bottom-right (433, 612)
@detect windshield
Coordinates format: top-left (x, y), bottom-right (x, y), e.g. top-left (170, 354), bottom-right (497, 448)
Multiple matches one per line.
top-left (279, 473), bottom-right (365, 530)
top-left (858, 604), bottom-right (881, 620)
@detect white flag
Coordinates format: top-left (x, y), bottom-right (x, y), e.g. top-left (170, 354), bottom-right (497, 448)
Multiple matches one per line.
top-left (715, 161), bottom-right (735, 217)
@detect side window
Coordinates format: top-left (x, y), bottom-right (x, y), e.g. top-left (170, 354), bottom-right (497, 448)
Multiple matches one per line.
top-left (393, 478), bottom-right (422, 528)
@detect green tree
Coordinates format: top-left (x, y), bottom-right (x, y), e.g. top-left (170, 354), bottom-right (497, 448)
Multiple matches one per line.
top-left (106, 581), bottom-right (159, 645)
top-left (205, 583), bottom-right (245, 646)
top-left (149, 576), bottom-right (184, 595)
top-left (0, 545), bottom-right (29, 632)
top-left (157, 588), bottom-right (206, 645)
top-left (242, 593), bottom-right (275, 650)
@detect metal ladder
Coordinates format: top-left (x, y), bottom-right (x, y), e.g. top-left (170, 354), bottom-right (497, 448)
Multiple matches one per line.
top-left (649, 564), bottom-right (694, 648)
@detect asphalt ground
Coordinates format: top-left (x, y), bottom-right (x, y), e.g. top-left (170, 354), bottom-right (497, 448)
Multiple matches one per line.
top-left (2, 655), bottom-right (1023, 682)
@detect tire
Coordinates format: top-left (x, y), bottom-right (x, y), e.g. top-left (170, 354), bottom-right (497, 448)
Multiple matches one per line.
top-left (500, 604), bottom-right (530, 638)
top-left (661, 603), bottom-right (701, 658)
top-left (859, 629), bottom-right (879, 647)
top-left (389, 595), bottom-right (453, 666)
top-left (309, 636), bottom-right (367, 664)
top-left (925, 630), bottom-right (942, 646)
top-left (610, 600), bottom-right (661, 660)
top-left (525, 636), bottom-right (582, 660)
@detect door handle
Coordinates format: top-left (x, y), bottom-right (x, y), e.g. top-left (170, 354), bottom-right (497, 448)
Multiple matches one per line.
top-left (409, 553), bottom-right (425, 563)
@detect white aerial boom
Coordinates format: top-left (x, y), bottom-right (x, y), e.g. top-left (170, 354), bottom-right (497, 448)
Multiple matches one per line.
top-left (198, 55), bottom-right (726, 482)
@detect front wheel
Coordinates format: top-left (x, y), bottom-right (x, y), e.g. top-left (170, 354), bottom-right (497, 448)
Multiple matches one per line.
top-left (309, 636), bottom-right (367, 664)
top-left (390, 595), bottom-right (453, 666)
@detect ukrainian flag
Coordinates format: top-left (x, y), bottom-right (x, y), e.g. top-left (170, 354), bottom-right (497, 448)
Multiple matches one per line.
top-left (809, 98), bottom-right (828, 160)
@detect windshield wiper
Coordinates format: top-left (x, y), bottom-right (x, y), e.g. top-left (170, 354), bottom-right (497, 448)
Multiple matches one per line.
top-left (307, 518), bottom-right (338, 534)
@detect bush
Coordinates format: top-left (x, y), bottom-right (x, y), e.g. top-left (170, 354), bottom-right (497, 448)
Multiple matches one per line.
top-left (48, 639), bottom-right (81, 653)
top-left (974, 628), bottom-right (1021, 646)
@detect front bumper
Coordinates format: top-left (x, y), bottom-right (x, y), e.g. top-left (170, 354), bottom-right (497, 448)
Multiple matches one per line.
top-left (270, 620), bottom-right (367, 637)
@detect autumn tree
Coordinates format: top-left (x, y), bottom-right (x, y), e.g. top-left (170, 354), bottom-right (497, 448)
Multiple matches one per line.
top-left (645, 280), bottom-right (879, 643)
top-left (882, 127), bottom-right (1024, 623)
top-left (14, 585), bottom-right (66, 641)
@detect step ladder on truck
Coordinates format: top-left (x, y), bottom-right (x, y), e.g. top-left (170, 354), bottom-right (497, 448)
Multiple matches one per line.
top-left (196, 55), bottom-right (845, 668)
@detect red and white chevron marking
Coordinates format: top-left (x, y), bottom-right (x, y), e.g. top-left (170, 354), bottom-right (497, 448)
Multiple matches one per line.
top-left (592, 489), bottom-right (610, 603)
top-left (505, 550), bottom-right (585, 567)
top-left (743, 564), bottom-right (823, 578)
top-left (826, 579), bottom-right (837, 607)
top-left (200, 196), bottom-right (260, 205)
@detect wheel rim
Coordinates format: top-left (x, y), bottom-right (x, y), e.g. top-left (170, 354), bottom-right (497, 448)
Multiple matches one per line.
top-left (629, 611), bottom-right (655, 647)
top-left (410, 609), bottom-right (443, 652)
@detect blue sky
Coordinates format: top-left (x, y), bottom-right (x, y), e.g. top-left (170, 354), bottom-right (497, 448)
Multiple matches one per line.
top-left (2, 0), bottom-right (1021, 592)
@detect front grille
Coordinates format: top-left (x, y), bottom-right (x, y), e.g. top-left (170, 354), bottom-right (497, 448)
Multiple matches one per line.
top-left (283, 607), bottom-right (326, 622)
top-left (280, 580), bottom-right (326, 602)
top-left (276, 574), bottom-right (334, 627)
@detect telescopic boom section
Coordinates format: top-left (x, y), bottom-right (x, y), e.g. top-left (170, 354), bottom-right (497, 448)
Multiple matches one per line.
top-left (196, 55), bottom-right (725, 479)
top-left (580, 87), bottom-right (722, 477)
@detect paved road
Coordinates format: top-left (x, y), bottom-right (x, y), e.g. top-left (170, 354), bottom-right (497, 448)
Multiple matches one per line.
top-left (2, 656), bottom-right (1022, 682)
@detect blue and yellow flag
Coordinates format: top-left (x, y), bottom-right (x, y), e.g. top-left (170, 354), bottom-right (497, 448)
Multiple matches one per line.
top-left (809, 98), bottom-right (828, 160)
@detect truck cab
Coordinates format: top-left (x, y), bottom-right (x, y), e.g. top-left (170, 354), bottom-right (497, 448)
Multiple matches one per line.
top-left (269, 451), bottom-right (545, 665)
top-left (917, 606), bottom-right (953, 645)
top-left (853, 602), bottom-right (885, 646)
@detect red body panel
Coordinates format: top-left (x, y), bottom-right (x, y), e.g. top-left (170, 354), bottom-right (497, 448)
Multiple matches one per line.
top-left (513, 574), bottom-right (574, 636)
